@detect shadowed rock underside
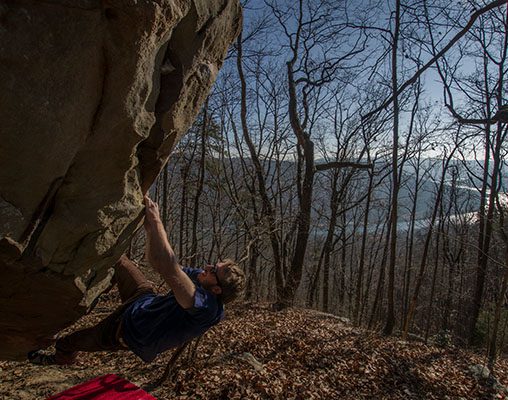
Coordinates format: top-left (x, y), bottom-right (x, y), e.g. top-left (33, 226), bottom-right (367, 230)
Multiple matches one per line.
top-left (0, 0), bottom-right (241, 360)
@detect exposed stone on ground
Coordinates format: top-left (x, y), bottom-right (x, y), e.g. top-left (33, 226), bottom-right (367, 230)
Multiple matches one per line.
top-left (0, 0), bottom-right (241, 360)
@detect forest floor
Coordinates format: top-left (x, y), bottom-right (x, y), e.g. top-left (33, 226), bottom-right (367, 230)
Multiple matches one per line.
top-left (1, 290), bottom-right (508, 399)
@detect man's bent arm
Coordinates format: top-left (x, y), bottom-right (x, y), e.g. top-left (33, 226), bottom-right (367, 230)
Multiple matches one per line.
top-left (143, 196), bottom-right (196, 309)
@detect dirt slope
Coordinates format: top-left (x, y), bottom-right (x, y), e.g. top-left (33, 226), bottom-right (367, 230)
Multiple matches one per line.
top-left (1, 294), bottom-right (507, 399)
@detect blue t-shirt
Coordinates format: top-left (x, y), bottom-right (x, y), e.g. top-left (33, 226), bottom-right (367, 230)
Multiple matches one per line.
top-left (121, 268), bottom-right (224, 362)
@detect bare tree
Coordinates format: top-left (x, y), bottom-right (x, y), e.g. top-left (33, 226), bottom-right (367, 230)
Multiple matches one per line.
top-left (265, 0), bottom-right (372, 308)
top-left (430, 3), bottom-right (508, 344)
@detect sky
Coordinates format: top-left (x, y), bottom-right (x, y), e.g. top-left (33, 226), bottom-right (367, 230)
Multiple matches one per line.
top-left (211, 0), bottom-right (508, 162)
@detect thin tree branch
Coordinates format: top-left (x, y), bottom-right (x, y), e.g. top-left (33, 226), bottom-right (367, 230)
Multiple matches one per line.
top-left (362, 0), bottom-right (508, 121)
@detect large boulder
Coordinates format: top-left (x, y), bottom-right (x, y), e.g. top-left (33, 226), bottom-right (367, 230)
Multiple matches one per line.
top-left (0, 0), bottom-right (241, 360)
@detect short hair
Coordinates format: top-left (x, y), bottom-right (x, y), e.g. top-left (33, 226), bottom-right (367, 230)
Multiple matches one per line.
top-left (219, 259), bottom-right (246, 304)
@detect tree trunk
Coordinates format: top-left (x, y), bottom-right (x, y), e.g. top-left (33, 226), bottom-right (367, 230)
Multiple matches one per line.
top-left (470, 127), bottom-right (505, 344)
top-left (369, 224), bottom-right (391, 330)
top-left (235, 31), bottom-right (284, 304)
top-left (424, 215), bottom-right (443, 342)
top-left (403, 150), bottom-right (456, 339)
top-left (354, 169), bottom-right (373, 324)
top-left (321, 169), bottom-right (341, 312)
top-left (275, 54), bottom-right (315, 309)
top-left (402, 156), bottom-right (421, 323)
top-left (488, 248), bottom-right (508, 371)
top-left (190, 100), bottom-right (208, 267)
top-left (383, 0), bottom-right (401, 336)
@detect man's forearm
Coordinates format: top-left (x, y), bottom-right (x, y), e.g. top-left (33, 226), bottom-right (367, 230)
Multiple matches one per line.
top-left (145, 219), bottom-right (177, 276)
top-left (143, 196), bottom-right (196, 309)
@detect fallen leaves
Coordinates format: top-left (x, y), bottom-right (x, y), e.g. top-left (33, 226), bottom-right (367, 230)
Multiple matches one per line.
top-left (1, 296), bottom-right (507, 399)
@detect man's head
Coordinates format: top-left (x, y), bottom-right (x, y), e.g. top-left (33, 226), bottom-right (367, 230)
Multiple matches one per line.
top-left (199, 259), bottom-right (246, 304)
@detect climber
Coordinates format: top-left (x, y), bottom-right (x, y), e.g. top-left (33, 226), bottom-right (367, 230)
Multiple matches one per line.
top-left (28, 195), bottom-right (246, 365)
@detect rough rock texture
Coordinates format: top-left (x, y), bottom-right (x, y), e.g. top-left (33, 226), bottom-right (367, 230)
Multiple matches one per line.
top-left (0, 0), bottom-right (241, 360)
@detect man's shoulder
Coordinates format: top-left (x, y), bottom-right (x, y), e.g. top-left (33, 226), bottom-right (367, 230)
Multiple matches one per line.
top-left (193, 286), bottom-right (220, 307)
top-left (187, 287), bottom-right (223, 319)
top-left (181, 267), bottom-right (202, 281)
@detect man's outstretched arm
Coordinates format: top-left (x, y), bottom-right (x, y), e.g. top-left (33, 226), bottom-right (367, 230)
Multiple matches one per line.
top-left (143, 195), bottom-right (196, 309)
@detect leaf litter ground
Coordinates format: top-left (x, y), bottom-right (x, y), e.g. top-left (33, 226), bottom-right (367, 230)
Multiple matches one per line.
top-left (1, 287), bottom-right (507, 399)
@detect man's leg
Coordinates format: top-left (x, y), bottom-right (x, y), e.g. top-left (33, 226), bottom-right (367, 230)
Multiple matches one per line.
top-left (28, 306), bottom-right (125, 365)
top-left (53, 255), bottom-right (154, 364)
top-left (28, 255), bottom-right (154, 365)
top-left (114, 254), bottom-right (154, 303)
top-left (53, 308), bottom-right (125, 365)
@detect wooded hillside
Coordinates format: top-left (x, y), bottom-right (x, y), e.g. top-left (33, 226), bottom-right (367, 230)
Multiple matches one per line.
top-left (143, 0), bottom-right (508, 359)
top-left (1, 296), bottom-right (507, 399)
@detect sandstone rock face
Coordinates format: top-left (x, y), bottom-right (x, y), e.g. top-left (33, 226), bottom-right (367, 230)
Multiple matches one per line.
top-left (0, 0), bottom-right (241, 360)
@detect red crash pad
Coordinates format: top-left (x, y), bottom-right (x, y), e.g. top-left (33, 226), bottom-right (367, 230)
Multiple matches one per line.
top-left (44, 374), bottom-right (157, 400)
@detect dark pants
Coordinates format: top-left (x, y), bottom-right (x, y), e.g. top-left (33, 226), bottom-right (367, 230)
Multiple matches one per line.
top-left (54, 255), bottom-right (154, 364)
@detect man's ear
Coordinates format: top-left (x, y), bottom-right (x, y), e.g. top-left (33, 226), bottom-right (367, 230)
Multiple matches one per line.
top-left (211, 286), bottom-right (222, 296)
